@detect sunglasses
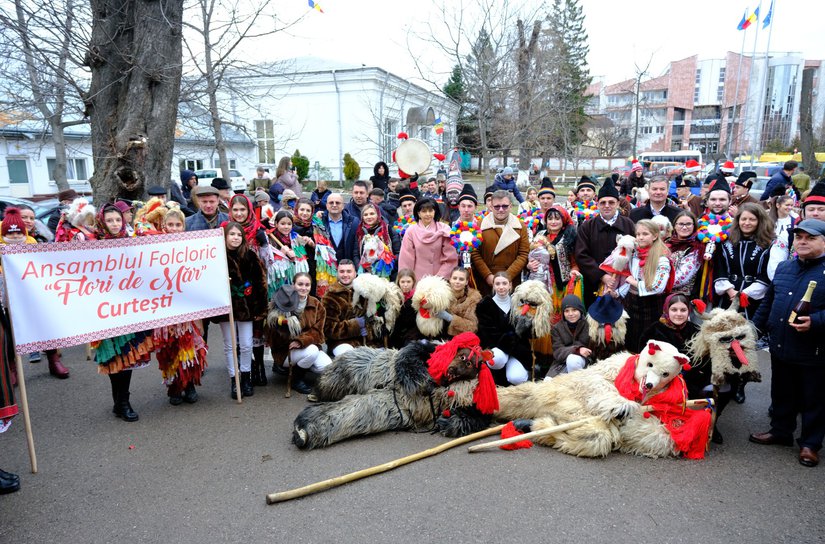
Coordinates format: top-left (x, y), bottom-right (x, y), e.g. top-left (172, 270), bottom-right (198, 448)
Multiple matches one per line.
top-left (492, 204), bottom-right (510, 210)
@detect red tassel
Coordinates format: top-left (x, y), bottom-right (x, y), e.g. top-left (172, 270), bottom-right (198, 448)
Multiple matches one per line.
top-left (647, 342), bottom-right (661, 355)
top-left (499, 421), bottom-right (533, 450)
top-left (566, 277), bottom-right (577, 294)
top-left (433, 153), bottom-right (446, 161)
top-left (397, 131), bottom-right (408, 139)
top-left (739, 292), bottom-right (749, 308)
top-left (604, 324), bottom-right (612, 345)
top-left (442, 409), bottom-right (451, 418)
top-left (446, 390), bottom-right (455, 398)
top-left (473, 364), bottom-right (499, 414)
top-left (691, 298), bottom-right (706, 315)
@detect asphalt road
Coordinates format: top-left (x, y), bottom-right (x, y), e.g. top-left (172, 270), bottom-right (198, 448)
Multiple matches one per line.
top-left (1, 346), bottom-right (823, 544)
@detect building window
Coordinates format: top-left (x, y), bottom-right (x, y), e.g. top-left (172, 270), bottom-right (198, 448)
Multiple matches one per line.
top-left (694, 89), bottom-right (700, 103)
top-left (717, 87), bottom-right (724, 101)
top-left (656, 126), bottom-right (664, 134)
top-left (47, 158), bottom-right (88, 181)
top-left (383, 118), bottom-right (398, 163)
top-left (719, 67), bottom-right (726, 83)
top-left (255, 120), bottom-right (276, 164)
top-left (180, 159), bottom-right (204, 171)
top-left (641, 126), bottom-right (653, 134)
top-left (695, 69), bottom-right (702, 84)
top-left (210, 159), bottom-right (237, 169)
top-left (6, 159), bottom-right (29, 184)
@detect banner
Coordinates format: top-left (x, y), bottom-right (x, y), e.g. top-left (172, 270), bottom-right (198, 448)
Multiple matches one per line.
top-left (0, 230), bottom-right (231, 352)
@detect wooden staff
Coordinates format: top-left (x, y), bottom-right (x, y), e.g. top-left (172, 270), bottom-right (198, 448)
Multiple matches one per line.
top-left (469, 399), bottom-right (714, 453)
top-left (13, 353), bottom-right (37, 473)
top-left (85, 344), bottom-right (92, 360)
top-left (265, 424), bottom-right (505, 504)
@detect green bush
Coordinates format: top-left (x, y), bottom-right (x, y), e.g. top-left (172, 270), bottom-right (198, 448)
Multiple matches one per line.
top-left (292, 149), bottom-right (310, 181)
top-left (343, 153), bottom-right (361, 181)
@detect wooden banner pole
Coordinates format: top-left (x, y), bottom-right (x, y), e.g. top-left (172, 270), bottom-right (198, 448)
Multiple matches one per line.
top-left (12, 353), bottom-right (37, 473)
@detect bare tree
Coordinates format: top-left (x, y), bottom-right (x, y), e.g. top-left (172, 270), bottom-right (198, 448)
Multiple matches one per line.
top-left (0, 0), bottom-right (91, 191)
top-left (799, 67), bottom-right (820, 177)
top-left (85, 0), bottom-right (185, 202)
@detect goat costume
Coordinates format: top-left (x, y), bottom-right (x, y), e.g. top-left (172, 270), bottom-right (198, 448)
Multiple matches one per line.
top-left (496, 341), bottom-right (713, 459)
top-left (292, 332), bottom-right (498, 450)
top-left (351, 273), bottom-right (403, 342)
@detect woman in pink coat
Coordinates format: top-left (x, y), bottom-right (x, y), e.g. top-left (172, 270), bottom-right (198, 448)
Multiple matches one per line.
top-left (398, 197), bottom-right (458, 280)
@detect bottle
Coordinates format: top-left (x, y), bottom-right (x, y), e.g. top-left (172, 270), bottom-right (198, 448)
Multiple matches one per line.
top-left (788, 280), bottom-right (817, 324)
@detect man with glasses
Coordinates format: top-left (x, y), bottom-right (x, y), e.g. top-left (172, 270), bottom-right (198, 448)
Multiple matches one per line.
top-left (320, 192), bottom-right (357, 263)
top-left (574, 177), bottom-right (636, 306)
top-left (471, 190), bottom-right (530, 295)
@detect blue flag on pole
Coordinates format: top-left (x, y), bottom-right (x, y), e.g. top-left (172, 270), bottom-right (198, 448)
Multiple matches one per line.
top-left (762, 0), bottom-right (773, 28)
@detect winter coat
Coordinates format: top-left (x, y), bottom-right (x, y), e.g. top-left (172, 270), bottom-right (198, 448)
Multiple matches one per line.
top-left (169, 182), bottom-right (196, 216)
top-left (277, 170), bottom-right (302, 199)
top-left (321, 282), bottom-right (381, 350)
top-left (761, 170), bottom-right (792, 201)
top-left (550, 319), bottom-right (590, 365)
top-left (311, 188), bottom-right (332, 212)
top-left (492, 174), bottom-right (524, 203)
top-left (320, 211), bottom-right (358, 263)
top-left (212, 248), bottom-right (268, 323)
top-left (185, 210), bottom-right (229, 231)
top-left (268, 296), bottom-right (326, 366)
top-left (471, 214), bottom-right (530, 296)
top-left (642, 320), bottom-right (710, 399)
top-left (268, 181), bottom-right (285, 211)
top-left (447, 288), bottom-right (482, 337)
top-left (574, 213), bottom-right (636, 294)
top-left (629, 202), bottom-right (681, 224)
top-left (398, 221), bottom-right (458, 280)
top-left (752, 254), bottom-right (825, 366)
top-left (475, 296), bottom-right (531, 365)
top-left (370, 162), bottom-right (391, 193)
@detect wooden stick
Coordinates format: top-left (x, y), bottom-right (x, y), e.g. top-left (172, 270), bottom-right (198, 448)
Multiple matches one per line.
top-left (13, 353), bottom-right (37, 473)
top-left (285, 350), bottom-right (293, 398)
top-left (469, 399), bottom-right (714, 453)
top-left (265, 424), bottom-right (505, 504)
top-left (85, 343), bottom-right (92, 360)
top-left (228, 310), bottom-right (242, 405)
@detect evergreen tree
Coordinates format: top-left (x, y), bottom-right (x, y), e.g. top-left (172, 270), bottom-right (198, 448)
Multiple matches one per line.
top-left (291, 149), bottom-right (309, 181)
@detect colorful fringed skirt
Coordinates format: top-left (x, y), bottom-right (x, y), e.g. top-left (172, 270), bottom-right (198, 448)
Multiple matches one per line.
top-left (93, 331), bottom-right (154, 375)
top-left (154, 322), bottom-right (207, 395)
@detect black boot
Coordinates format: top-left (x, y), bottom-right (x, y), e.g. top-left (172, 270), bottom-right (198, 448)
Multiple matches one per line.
top-left (230, 377), bottom-right (238, 400)
top-left (0, 468), bottom-right (20, 495)
top-left (252, 346), bottom-right (267, 386)
top-left (241, 371), bottom-right (254, 397)
top-left (182, 383), bottom-right (198, 404)
top-left (290, 366), bottom-right (312, 395)
top-left (733, 380), bottom-right (746, 404)
top-left (712, 389), bottom-right (733, 444)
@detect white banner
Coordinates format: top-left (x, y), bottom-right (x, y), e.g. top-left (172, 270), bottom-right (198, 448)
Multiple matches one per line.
top-left (0, 230), bottom-right (231, 352)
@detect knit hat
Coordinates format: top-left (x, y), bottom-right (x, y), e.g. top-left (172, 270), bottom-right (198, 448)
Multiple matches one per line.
top-left (502, 166), bottom-right (514, 176)
top-left (630, 160), bottom-right (642, 173)
top-left (803, 181), bottom-right (825, 209)
top-left (720, 161), bottom-right (735, 174)
top-left (735, 171), bottom-right (757, 189)
top-left (254, 191), bottom-right (269, 204)
top-left (457, 183), bottom-right (478, 205)
top-left (446, 177), bottom-right (463, 194)
top-left (483, 186), bottom-right (495, 201)
top-left (708, 172), bottom-right (732, 195)
top-left (685, 159), bottom-right (701, 173)
top-left (211, 177), bottom-right (230, 190)
top-left (1, 207), bottom-right (27, 238)
top-left (576, 176), bottom-right (597, 194)
top-left (537, 177), bottom-right (555, 197)
top-left (561, 294), bottom-right (585, 314)
top-left (426, 332), bottom-right (499, 414)
top-left (57, 189), bottom-right (79, 202)
top-left (398, 187), bottom-right (417, 204)
top-left (597, 177), bottom-right (620, 201)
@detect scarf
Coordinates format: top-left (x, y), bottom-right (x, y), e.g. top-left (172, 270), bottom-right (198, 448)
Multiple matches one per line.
top-left (356, 204), bottom-right (391, 249)
top-left (293, 214), bottom-right (312, 229)
top-left (636, 246), bottom-right (650, 270)
top-left (94, 204), bottom-right (127, 239)
top-left (668, 233), bottom-right (702, 255)
top-left (659, 293), bottom-right (688, 330)
top-left (230, 194), bottom-right (264, 247)
top-left (493, 293), bottom-right (511, 314)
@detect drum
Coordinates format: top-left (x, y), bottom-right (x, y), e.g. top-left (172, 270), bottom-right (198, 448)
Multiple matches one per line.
top-left (394, 138), bottom-right (432, 176)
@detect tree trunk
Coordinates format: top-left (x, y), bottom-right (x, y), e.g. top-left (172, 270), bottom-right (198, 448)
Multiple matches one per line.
top-left (516, 19), bottom-right (541, 171)
top-left (49, 120), bottom-right (70, 191)
top-left (86, 0), bottom-right (184, 203)
top-left (199, 0), bottom-right (230, 178)
top-left (800, 68), bottom-right (820, 178)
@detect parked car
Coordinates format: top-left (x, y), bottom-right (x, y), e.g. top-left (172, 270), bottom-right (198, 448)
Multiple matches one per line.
top-left (0, 196), bottom-right (60, 241)
top-left (193, 168), bottom-right (246, 192)
top-left (749, 176), bottom-right (770, 201)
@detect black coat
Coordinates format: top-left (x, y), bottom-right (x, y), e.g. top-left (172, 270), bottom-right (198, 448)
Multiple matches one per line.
top-left (629, 203), bottom-right (681, 224)
top-left (475, 296), bottom-right (531, 365)
top-left (212, 248), bottom-right (268, 323)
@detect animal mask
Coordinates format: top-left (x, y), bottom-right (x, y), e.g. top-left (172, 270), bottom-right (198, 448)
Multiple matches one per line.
top-left (687, 306), bottom-right (761, 386)
top-left (510, 280), bottom-right (554, 339)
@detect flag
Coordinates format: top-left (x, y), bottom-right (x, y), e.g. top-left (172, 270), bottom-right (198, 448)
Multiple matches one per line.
top-left (762, 0), bottom-right (773, 28)
top-left (737, 9), bottom-right (748, 30)
top-left (434, 117), bottom-right (444, 135)
top-left (308, 0), bottom-right (324, 13)
top-left (739, 5), bottom-right (759, 30)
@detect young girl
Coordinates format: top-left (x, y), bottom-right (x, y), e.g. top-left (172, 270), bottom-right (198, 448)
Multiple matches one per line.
top-left (475, 273), bottom-right (530, 385)
top-left (445, 267), bottom-right (481, 337)
top-left (91, 204), bottom-right (154, 422)
top-left (269, 210), bottom-right (309, 291)
top-left (230, 193), bottom-right (276, 386)
top-left (767, 195), bottom-right (798, 280)
top-left (213, 222), bottom-right (268, 399)
top-left (615, 219), bottom-right (673, 353)
top-left (266, 273), bottom-right (330, 394)
top-left (668, 211), bottom-right (703, 297)
top-left (355, 203), bottom-right (396, 278)
top-left (152, 206), bottom-right (208, 405)
top-left (518, 187), bottom-right (539, 214)
top-left (292, 199), bottom-right (318, 294)
top-left (396, 269), bottom-right (416, 302)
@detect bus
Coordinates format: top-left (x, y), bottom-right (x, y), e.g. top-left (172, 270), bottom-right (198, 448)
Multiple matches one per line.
top-left (637, 150), bottom-right (703, 170)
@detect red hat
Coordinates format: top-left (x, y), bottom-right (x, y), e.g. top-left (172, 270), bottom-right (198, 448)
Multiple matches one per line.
top-left (630, 160), bottom-right (642, 173)
top-left (1, 207), bottom-right (27, 238)
top-left (720, 161), bottom-right (735, 173)
top-left (427, 332), bottom-right (499, 414)
top-left (684, 159), bottom-right (701, 173)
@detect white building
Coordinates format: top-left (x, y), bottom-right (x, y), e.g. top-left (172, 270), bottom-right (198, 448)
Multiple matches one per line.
top-left (226, 57), bottom-right (459, 183)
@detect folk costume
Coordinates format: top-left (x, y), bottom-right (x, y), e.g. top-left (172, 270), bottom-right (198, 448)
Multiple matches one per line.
top-left (355, 203), bottom-right (396, 279)
top-left (269, 226), bottom-right (309, 291)
top-left (713, 236), bottom-right (771, 321)
top-left (311, 214), bottom-right (338, 298)
top-left (668, 230), bottom-right (703, 297)
top-left (54, 197), bottom-right (96, 242)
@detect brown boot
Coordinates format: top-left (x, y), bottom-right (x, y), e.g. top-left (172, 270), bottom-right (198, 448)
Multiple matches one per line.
top-left (46, 350), bottom-right (69, 379)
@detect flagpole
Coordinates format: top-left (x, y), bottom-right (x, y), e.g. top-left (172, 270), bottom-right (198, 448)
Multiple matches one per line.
top-left (725, 27), bottom-right (748, 159)
top-left (747, 4), bottom-right (763, 170)
top-left (756, 0), bottom-right (777, 160)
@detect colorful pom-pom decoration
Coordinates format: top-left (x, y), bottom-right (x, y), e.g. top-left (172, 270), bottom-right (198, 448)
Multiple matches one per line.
top-left (517, 209), bottom-right (543, 231)
top-left (450, 220), bottom-right (482, 252)
top-left (393, 215), bottom-right (416, 236)
top-left (696, 212), bottom-right (732, 244)
top-left (574, 200), bottom-right (598, 222)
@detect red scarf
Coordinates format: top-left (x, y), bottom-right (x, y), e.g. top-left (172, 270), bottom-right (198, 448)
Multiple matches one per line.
top-left (356, 204), bottom-right (392, 249)
top-left (614, 355), bottom-right (711, 459)
top-left (229, 194), bottom-right (264, 247)
top-left (94, 204), bottom-right (127, 239)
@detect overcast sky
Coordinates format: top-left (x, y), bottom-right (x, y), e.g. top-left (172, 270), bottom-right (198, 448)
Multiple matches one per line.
top-left (263, 0), bottom-right (823, 89)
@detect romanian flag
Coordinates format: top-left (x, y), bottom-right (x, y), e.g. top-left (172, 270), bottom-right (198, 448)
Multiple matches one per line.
top-left (308, 0), bottom-right (324, 13)
top-left (739, 5), bottom-right (760, 30)
top-left (434, 117), bottom-right (444, 135)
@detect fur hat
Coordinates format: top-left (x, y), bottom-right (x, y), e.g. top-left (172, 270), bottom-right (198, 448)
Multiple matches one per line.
top-left (398, 187), bottom-right (417, 204)
top-left (510, 280), bottom-right (554, 339)
top-left (412, 275), bottom-right (455, 338)
top-left (266, 285), bottom-right (302, 337)
top-left (597, 177), bottom-right (620, 201)
top-left (426, 332), bottom-right (498, 414)
top-left (1, 207), bottom-right (27, 238)
top-left (351, 273), bottom-right (403, 337)
top-left (135, 197), bottom-right (168, 230)
top-left (66, 198), bottom-right (96, 229)
top-left (457, 183), bottom-right (478, 205)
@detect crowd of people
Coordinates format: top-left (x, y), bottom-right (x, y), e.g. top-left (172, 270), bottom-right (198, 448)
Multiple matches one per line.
top-left (2, 155), bottom-right (825, 494)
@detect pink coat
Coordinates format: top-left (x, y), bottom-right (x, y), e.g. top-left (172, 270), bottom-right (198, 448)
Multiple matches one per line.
top-left (397, 221), bottom-right (458, 280)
